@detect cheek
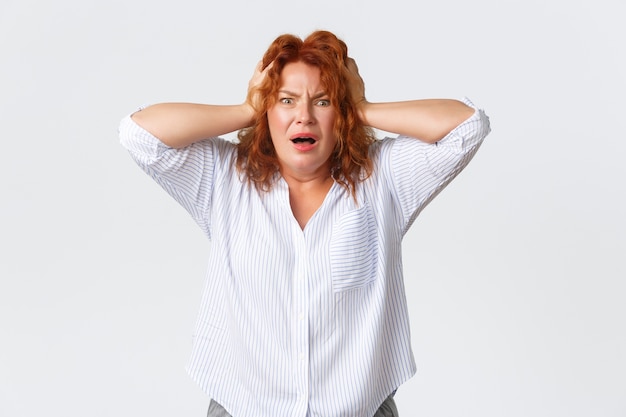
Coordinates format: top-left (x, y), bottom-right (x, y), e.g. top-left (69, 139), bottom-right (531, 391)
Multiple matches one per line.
top-left (321, 113), bottom-right (337, 136)
top-left (267, 108), bottom-right (289, 131)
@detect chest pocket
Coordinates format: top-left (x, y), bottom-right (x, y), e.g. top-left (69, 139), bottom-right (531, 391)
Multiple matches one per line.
top-left (329, 204), bottom-right (378, 292)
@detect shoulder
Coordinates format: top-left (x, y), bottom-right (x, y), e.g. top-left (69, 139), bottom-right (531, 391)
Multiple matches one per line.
top-left (368, 135), bottom-right (421, 164)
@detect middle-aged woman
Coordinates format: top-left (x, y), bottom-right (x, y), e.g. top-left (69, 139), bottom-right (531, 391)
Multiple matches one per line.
top-left (120, 30), bottom-right (491, 417)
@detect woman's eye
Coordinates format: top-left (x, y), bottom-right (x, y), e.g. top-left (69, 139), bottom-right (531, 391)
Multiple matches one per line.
top-left (316, 99), bottom-right (331, 107)
top-left (280, 98), bottom-right (293, 104)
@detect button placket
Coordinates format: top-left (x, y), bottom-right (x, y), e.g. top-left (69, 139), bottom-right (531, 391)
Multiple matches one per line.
top-left (291, 225), bottom-right (310, 410)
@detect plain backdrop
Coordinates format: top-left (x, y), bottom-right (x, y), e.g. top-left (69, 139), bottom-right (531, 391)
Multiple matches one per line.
top-left (1, 0), bottom-right (624, 416)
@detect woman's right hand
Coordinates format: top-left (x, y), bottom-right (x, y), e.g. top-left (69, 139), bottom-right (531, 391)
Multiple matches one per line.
top-left (246, 60), bottom-right (272, 112)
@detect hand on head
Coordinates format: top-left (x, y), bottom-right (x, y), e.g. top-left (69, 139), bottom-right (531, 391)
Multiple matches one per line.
top-left (246, 60), bottom-right (272, 112)
top-left (345, 57), bottom-right (367, 119)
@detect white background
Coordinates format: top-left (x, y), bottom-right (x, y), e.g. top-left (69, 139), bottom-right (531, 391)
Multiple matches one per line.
top-left (1, 0), bottom-right (624, 416)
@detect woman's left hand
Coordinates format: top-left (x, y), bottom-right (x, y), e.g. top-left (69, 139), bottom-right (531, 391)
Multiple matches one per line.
top-left (345, 57), bottom-right (367, 120)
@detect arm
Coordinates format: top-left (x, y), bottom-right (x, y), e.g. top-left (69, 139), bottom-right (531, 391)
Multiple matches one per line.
top-left (131, 103), bottom-right (254, 148)
top-left (344, 60), bottom-right (491, 231)
top-left (130, 62), bottom-right (267, 148)
top-left (360, 99), bottom-right (474, 144)
top-left (346, 59), bottom-right (474, 143)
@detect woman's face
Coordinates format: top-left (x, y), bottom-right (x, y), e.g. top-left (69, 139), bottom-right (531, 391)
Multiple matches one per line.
top-left (267, 61), bottom-right (337, 180)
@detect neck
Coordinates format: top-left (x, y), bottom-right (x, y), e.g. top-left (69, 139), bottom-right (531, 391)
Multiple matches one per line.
top-left (279, 163), bottom-right (334, 191)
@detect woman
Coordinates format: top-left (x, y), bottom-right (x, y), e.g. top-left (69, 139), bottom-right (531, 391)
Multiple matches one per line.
top-left (119, 30), bottom-right (490, 417)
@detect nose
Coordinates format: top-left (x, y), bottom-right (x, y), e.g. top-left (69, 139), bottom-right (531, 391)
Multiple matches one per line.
top-left (296, 102), bottom-right (314, 125)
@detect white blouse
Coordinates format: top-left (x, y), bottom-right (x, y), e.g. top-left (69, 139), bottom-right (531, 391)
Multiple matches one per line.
top-left (119, 97), bottom-right (490, 417)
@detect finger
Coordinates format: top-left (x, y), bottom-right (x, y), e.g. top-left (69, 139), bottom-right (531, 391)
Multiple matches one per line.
top-left (262, 59), bottom-right (274, 72)
top-left (346, 57), bottom-right (359, 72)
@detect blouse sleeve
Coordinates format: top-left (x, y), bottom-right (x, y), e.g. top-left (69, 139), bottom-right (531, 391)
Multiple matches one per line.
top-left (118, 113), bottom-right (224, 239)
top-left (379, 97), bottom-right (491, 235)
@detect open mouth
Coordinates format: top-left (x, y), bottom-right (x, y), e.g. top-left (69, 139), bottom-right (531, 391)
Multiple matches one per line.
top-left (290, 137), bottom-right (316, 145)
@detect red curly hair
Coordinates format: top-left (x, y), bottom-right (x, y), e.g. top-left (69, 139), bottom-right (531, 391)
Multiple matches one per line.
top-left (236, 30), bottom-right (375, 197)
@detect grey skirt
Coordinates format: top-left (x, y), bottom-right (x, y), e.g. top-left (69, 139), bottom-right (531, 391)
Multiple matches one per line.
top-left (207, 395), bottom-right (399, 417)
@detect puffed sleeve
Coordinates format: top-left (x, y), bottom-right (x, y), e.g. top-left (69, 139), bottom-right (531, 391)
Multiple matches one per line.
top-left (379, 97), bottom-right (491, 235)
top-left (119, 113), bottom-right (227, 239)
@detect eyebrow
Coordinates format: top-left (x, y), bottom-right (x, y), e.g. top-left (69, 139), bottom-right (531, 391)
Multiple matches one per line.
top-left (278, 90), bottom-right (329, 99)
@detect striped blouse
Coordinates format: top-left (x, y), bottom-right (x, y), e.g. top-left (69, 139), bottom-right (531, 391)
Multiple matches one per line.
top-left (119, 97), bottom-right (490, 417)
